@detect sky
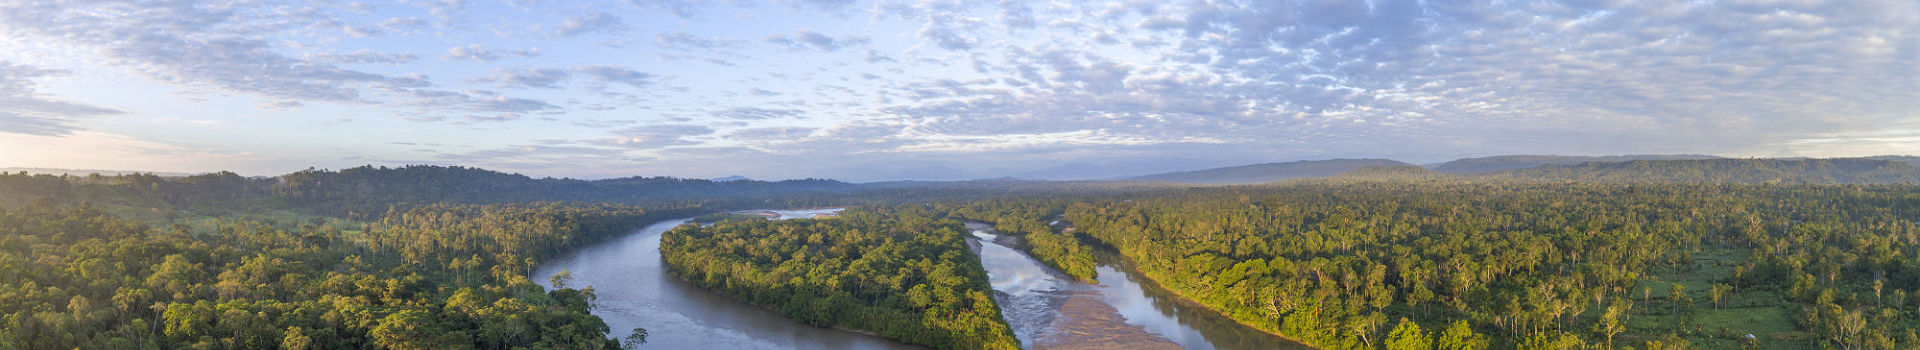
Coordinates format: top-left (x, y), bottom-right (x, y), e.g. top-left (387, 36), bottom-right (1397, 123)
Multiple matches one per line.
top-left (1, 0), bottom-right (1918, 181)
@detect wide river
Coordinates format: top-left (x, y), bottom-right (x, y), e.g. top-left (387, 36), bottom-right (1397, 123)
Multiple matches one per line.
top-left (535, 210), bottom-right (1306, 349)
top-left (965, 222), bottom-right (1309, 350)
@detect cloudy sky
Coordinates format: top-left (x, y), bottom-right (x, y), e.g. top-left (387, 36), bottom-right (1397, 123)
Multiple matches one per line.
top-left (2, 0), bottom-right (1917, 181)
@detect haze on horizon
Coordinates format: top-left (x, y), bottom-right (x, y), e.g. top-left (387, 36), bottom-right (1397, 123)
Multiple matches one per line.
top-left (2, 0), bottom-right (1917, 182)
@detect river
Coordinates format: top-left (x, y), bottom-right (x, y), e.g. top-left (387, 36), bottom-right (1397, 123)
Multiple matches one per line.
top-left (965, 222), bottom-right (1310, 350)
top-left (533, 209), bottom-right (918, 350)
top-left (533, 210), bottom-right (1304, 349)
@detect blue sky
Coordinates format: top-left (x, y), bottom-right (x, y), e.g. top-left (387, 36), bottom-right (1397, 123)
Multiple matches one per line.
top-left (2, 0), bottom-right (1918, 181)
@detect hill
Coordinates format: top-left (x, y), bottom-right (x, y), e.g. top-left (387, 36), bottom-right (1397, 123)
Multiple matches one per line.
top-left (1865, 155), bottom-right (1920, 167)
top-left (1491, 158), bottom-right (1920, 184)
top-left (1429, 154), bottom-right (1722, 173)
top-left (1004, 158), bottom-right (1228, 181)
top-left (1, 165), bottom-right (857, 218)
top-left (1126, 159), bottom-right (1413, 184)
top-left (0, 167), bottom-right (194, 177)
top-left (1327, 165), bottom-right (1455, 182)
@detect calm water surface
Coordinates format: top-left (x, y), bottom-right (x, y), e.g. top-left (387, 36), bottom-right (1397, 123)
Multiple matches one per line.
top-left (966, 222), bottom-right (1309, 350)
top-left (534, 209), bottom-right (919, 350)
top-left (534, 211), bottom-right (1301, 350)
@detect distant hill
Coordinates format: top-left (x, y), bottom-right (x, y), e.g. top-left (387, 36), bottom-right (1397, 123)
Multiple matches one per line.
top-left (1865, 155), bottom-right (1920, 167)
top-left (0, 167), bottom-right (194, 177)
top-left (1490, 158), bottom-right (1920, 184)
top-left (1430, 154), bottom-right (1722, 174)
top-left (710, 175), bottom-right (751, 182)
top-left (1, 165), bottom-right (858, 218)
top-left (1005, 162), bottom-right (1139, 181)
top-left (1127, 159), bottom-right (1413, 184)
top-left (1005, 158), bottom-right (1230, 181)
top-left (1330, 165), bottom-right (1454, 181)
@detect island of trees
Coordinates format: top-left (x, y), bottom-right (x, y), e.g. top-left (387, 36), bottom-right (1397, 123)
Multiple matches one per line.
top-left (659, 207), bottom-right (1020, 349)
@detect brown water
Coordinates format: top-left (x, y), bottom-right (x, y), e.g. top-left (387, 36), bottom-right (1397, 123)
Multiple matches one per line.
top-left (532, 212), bottom-right (1305, 350)
top-left (965, 222), bottom-right (1311, 350)
top-left (533, 212), bottom-right (920, 350)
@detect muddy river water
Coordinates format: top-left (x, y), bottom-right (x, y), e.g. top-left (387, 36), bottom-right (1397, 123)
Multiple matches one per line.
top-left (964, 222), bottom-right (1309, 350)
top-left (533, 210), bottom-right (1305, 349)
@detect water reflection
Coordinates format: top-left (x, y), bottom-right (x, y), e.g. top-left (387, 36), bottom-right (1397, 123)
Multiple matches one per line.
top-left (966, 221), bottom-right (1309, 350)
top-left (967, 225), bottom-right (1071, 347)
top-left (1092, 261), bottom-right (1312, 350)
top-left (533, 213), bottom-right (919, 350)
top-left (533, 212), bottom-right (1303, 350)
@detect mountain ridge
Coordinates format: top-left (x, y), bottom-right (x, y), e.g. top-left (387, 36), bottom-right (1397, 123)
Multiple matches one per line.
top-left (1428, 154), bottom-right (1723, 174)
top-left (1126, 159), bottom-right (1414, 184)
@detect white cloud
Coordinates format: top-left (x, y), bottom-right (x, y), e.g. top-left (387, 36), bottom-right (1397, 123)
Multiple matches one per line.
top-left (764, 29), bottom-right (870, 51)
top-left (443, 44), bottom-right (541, 62)
top-left (598, 125), bottom-right (716, 149)
top-left (5, 0), bottom-right (1920, 179)
top-left (0, 62), bottom-right (121, 136)
top-left (552, 12), bottom-right (625, 37)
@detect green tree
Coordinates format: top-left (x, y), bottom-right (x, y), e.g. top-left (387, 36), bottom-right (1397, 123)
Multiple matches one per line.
top-left (1596, 298), bottom-right (1631, 347)
top-left (622, 327), bottom-right (649, 349)
top-left (1435, 320), bottom-right (1485, 350)
top-left (371, 310), bottom-right (437, 350)
top-left (1645, 333), bottom-right (1690, 350)
top-left (1709, 283), bottom-right (1728, 309)
top-left (283, 326), bottom-right (312, 350)
top-left (1384, 318), bottom-right (1430, 350)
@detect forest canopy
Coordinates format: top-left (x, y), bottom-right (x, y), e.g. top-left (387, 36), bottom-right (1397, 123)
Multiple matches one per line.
top-left (659, 208), bottom-right (1020, 350)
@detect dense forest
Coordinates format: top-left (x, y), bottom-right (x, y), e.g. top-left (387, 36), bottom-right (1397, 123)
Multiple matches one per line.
top-left (1487, 158), bottom-right (1920, 184)
top-left (658, 207), bottom-right (1020, 349)
top-left (0, 166), bottom-right (851, 219)
top-left (950, 179), bottom-right (1920, 349)
top-left (10, 159), bottom-right (1920, 349)
top-left (0, 199), bottom-right (696, 349)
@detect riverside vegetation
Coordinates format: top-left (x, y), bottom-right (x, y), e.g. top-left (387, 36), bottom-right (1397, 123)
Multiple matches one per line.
top-left (942, 180), bottom-right (1920, 349)
top-left (660, 206), bottom-right (1020, 350)
top-left (8, 160), bottom-right (1920, 349)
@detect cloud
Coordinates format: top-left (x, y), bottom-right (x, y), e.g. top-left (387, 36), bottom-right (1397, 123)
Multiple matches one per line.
top-left (0, 62), bottom-right (123, 136)
top-left (441, 144), bottom-right (627, 162)
top-left (443, 44), bottom-right (541, 62)
top-left (572, 65), bottom-right (653, 88)
top-left (474, 68), bottom-right (572, 89)
top-left (918, 26), bottom-right (977, 51)
top-left (599, 125), bottom-right (715, 149)
top-left (378, 17), bottom-right (427, 33)
top-left (0, 0), bottom-right (566, 125)
top-left (0, 1), bottom-right (430, 104)
top-left (398, 89), bottom-right (564, 119)
top-left (712, 107), bottom-right (802, 120)
top-left (470, 65), bottom-right (653, 91)
top-left (428, 0), bottom-right (469, 17)
top-left (306, 51), bottom-right (421, 65)
top-left (656, 31), bottom-right (743, 50)
top-left (629, 0), bottom-right (703, 18)
top-left (7, 0), bottom-right (1920, 179)
top-left (552, 12), bottom-right (625, 37)
top-left (864, 50), bottom-right (896, 63)
top-left (726, 126), bottom-right (817, 141)
top-left (764, 29), bottom-right (870, 52)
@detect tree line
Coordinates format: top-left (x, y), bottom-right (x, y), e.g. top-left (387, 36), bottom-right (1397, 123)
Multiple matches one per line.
top-left (0, 198), bottom-right (697, 349)
top-left (659, 206), bottom-right (1020, 349)
top-left (947, 180), bottom-right (1920, 349)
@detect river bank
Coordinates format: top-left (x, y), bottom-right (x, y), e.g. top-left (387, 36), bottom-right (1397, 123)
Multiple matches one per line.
top-left (532, 214), bottom-right (917, 350)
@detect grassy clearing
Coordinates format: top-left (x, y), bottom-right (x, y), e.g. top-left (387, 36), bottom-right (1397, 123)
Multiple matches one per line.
top-left (1614, 248), bottom-right (1808, 349)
